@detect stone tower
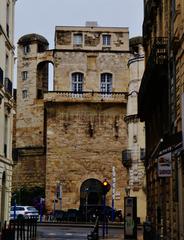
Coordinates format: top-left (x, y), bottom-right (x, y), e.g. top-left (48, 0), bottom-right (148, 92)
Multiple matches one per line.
top-left (124, 37), bottom-right (146, 222)
top-left (14, 34), bottom-right (50, 189)
top-left (13, 25), bottom-right (132, 214)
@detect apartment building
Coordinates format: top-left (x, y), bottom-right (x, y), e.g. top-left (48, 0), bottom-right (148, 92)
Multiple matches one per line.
top-left (139, 0), bottom-right (184, 238)
top-left (0, 0), bottom-right (16, 225)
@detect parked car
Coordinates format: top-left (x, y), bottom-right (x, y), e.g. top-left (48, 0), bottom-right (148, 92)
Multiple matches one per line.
top-left (10, 206), bottom-right (39, 220)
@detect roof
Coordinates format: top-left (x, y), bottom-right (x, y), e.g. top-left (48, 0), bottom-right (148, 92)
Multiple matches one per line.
top-left (18, 33), bottom-right (49, 45)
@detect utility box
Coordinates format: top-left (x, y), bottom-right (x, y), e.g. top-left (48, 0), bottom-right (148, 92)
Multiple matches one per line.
top-left (124, 197), bottom-right (137, 239)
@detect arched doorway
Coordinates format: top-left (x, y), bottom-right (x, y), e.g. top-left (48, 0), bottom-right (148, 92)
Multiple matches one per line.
top-left (80, 178), bottom-right (103, 209)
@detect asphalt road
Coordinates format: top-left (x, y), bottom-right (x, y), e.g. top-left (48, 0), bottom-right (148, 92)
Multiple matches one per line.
top-left (37, 225), bottom-right (143, 239)
top-left (37, 226), bottom-right (123, 240)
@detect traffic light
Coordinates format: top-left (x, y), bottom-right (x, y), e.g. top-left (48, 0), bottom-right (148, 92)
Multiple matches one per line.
top-left (102, 179), bottom-right (111, 194)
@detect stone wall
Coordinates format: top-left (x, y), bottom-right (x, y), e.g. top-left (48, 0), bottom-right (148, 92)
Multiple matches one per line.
top-left (12, 152), bottom-right (46, 190)
top-left (45, 102), bottom-right (128, 211)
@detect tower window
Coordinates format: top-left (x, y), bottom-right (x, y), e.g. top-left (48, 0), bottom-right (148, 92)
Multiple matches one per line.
top-left (22, 71), bottom-right (28, 80)
top-left (102, 35), bottom-right (111, 46)
top-left (101, 73), bottom-right (112, 93)
top-left (23, 45), bottom-right (30, 55)
top-left (22, 90), bottom-right (28, 99)
top-left (72, 72), bottom-right (83, 93)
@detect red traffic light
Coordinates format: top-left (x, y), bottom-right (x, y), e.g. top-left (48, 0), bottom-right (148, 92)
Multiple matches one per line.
top-left (102, 179), bottom-right (111, 194)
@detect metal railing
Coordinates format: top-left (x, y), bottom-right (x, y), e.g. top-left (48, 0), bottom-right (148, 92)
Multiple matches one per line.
top-left (1, 218), bottom-right (37, 240)
top-left (45, 91), bottom-right (128, 103)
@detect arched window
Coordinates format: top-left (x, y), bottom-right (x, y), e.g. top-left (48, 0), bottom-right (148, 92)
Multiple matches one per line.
top-left (100, 73), bottom-right (112, 93)
top-left (72, 72), bottom-right (83, 93)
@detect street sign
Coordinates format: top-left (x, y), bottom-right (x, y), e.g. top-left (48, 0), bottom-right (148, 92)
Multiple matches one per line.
top-left (158, 152), bottom-right (172, 177)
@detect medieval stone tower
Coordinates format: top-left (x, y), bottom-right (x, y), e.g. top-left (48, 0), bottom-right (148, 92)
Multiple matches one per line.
top-left (13, 24), bottom-right (131, 212)
top-left (14, 34), bottom-right (49, 189)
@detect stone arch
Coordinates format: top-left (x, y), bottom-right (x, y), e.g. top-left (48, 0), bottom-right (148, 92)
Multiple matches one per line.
top-left (36, 60), bottom-right (54, 98)
top-left (80, 178), bottom-right (103, 209)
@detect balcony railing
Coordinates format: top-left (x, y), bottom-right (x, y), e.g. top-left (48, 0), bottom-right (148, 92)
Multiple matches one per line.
top-left (4, 77), bottom-right (12, 96)
top-left (44, 91), bottom-right (128, 103)
top-left (0, 67), bottom-right (3, 86)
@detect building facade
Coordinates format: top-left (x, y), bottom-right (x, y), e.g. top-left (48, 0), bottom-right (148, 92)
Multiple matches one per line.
top-left (123, 37), bottom-right (146, 223)
top-left (0, 0), bottom-right (16, 225)
top-left (13, 24), bottom-right (132, 213)
top-left (139, 0), bottom-right (184, 239)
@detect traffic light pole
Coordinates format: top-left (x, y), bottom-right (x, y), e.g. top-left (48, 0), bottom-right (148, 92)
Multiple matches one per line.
top-left (102, 193), bottom-right (108, 238)
top-left (102, 194), bottom-right (105, 238)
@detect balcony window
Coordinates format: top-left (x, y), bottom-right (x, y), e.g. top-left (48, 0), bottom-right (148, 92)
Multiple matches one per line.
top-left (122, 149), bottom-right (132, 168)
top-left (4, 78), bottom-right (12, 96)
top-left (102, 34), bottom-right (111, 46)
top-left (72, 72), bottom-right (83, 93)
top-left (101, 73), bottom-right (112, 93)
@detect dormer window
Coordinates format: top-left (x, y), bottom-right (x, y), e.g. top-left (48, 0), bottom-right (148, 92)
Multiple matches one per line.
top-left (102, 34), bottom-right (111, 46)
top-left (73, 34), bottom-right (83, 46)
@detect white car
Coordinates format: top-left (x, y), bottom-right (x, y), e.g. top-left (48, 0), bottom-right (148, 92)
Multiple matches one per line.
top-left (10, 206), bottom-right (39, 220)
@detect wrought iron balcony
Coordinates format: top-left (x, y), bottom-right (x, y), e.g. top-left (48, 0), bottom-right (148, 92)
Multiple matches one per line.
top-left (44, 91), bottom-right (128, 104)
top-left (0, 67), bottom-right (3, 87)
top-left (4, 77), bottom-right (12, 96)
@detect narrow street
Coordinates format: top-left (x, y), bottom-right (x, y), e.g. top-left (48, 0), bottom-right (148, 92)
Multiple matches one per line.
top-left (37, 225), bottom-right (143, 240)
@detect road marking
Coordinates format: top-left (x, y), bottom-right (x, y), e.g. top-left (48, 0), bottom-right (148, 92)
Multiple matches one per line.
top-left (48, 232), bottom-right (56, 236)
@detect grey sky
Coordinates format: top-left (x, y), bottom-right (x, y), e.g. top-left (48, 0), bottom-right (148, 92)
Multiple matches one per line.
top-left (15, 0), bottom-right (143, 49)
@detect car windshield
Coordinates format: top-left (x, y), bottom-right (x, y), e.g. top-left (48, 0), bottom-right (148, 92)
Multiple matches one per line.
top-left (27, 207), bottom-right (37, 211)
top-left (10, 206), bottom-right (25, 211)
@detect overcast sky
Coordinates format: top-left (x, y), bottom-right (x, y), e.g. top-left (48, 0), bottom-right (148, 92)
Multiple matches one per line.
top-left (15, 0), bottom-right (143, 49)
